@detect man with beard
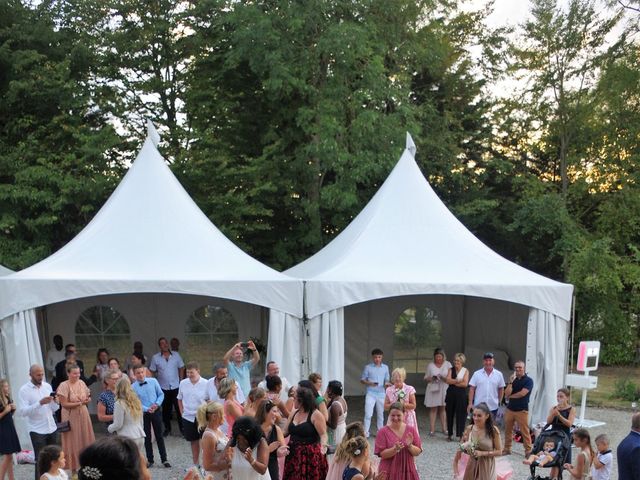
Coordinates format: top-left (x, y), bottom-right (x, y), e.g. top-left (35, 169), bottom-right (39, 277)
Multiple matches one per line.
top-left (17, 364), bottom-right (60, 480)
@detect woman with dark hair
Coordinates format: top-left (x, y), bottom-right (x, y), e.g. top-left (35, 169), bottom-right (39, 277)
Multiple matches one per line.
top-left (298, 380), bottom-right (328, 422)
top-left (424, 347), bottom-right (451, 436)
top-left (244, 387), bottom-right (266, 418)
top-left (374, 402), bottom-right (421, 480)
top-left (108, 358), bottom-right (124, 373)
top-left (127, 353), bottom-right (151, 382)
top-left (94, 348), bottom-right (110, 383)
top-left (78, 436), bottom-right (148, 480)
top-left (265, 375), bottom-right (290, 422)
top-left (453, 402), bottom-right (502, 480)
top-left (256, 400), bottom-right (287, 480)
top-left (325, 380), bottom-right (348, 453)
top-left (283, 387), bottom-right (328, 480)
top-left (228, 416), bottom-right (270, 479)
top-left (56, 364), bottom-right (95, 475)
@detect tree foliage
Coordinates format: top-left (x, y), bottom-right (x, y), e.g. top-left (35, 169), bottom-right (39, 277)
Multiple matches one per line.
top-left (0, 0), bottom-right (639, 363)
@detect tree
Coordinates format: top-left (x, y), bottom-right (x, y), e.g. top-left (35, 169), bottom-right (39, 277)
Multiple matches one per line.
top-left (0, 0), bottom-right (122, 269)
top-left (509, 0), bottom-right (622, 198)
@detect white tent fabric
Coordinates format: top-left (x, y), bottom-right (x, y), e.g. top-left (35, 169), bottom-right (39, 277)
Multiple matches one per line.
top-left (526, 308), bottom-right (569, 426)
top-left (268, 309), bottom-right (345, 386)
top-left (1, 310), bottom-right (42, 448)
top-left (281, 134), bottom-right (573, 424)
top-left (287, 134), bottom-right (573, 320)
top-left (0, 123), bottom-right (303, 319)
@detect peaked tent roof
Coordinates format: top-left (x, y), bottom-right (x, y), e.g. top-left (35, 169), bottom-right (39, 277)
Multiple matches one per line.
top-left (0, 265), bottom-right (13, 276)
top-left (286, 134), bottom-right (573, 320)
top-left (0, 123), bottom-right (303, 318)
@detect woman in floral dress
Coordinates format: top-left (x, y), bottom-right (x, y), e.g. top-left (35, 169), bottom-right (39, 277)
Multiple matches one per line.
top-left (384, 367), bottom-right (418, 436)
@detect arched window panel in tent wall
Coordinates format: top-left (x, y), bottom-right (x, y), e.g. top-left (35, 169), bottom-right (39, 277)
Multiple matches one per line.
top-left (393, 307), bottom-right (442, 375)
top-left (185, 305), bottom-right (238, 377)
top-left (75, 306), bottom-right (131, 366)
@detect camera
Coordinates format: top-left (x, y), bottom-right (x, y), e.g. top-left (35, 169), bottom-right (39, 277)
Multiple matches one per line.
top-left (240, 342), bottom-right (249, 349)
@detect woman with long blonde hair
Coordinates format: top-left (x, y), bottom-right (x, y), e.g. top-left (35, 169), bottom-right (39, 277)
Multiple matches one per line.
top-left (197, 402), bottom-right (230, 479)
top-left (0, 379), bottom-right (20, 480)
top-left (108, 377), bottom-right (145, 452)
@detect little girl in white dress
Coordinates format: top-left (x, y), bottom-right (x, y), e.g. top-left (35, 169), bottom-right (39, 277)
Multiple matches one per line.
top-left (38, 445), bottom-right (68, 480)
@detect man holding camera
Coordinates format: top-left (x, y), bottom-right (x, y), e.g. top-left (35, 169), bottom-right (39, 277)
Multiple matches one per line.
top-left (223, 340), bottom-right (260, 399)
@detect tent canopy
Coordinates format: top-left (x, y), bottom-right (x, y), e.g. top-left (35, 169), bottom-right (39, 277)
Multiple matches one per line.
top-left (0, 123), bottom-right (303, 318)
top-left (287, 134), bottom-right (573, 319)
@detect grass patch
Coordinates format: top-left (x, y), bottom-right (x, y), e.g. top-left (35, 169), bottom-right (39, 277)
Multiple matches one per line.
top-left (576, 365), bottom-right (640, 409)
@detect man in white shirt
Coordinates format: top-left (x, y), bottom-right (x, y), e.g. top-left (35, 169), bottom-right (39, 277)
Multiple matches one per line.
top-left (45, 335), bottom-right (65, 382)
top-left (178, 361), bottom-right (209, 468)
top-left (257, 361), bottom-right (291, 403)
top-left (17, 364), bottom-right (60, 480)
top-left (149, 336), bottom-right (185, 437)
top-left (206, 362), bottom-right (246, 404)
top-left (467, 352), bottom-right (506, 417)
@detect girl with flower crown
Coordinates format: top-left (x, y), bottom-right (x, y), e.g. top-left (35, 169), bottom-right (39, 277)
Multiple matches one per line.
top-left (383, 368), bottom-right (418, 435)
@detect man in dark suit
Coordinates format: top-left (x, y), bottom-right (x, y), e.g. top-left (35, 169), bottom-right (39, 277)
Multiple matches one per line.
top-left (617, 412), bottom-right (640, 480)
top-left (52, 344), bottom-right (96, 390)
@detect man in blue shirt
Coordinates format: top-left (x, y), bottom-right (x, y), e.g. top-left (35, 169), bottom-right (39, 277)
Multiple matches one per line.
top-left (132, 365), bottom-right (171, 468)
top-left (223, 340), bottom-right (260, 399)
top-left (360, 348), bottom-right (390, 438)
top-left (149, 337), bottom-right (185, 437)
top-left (503, 360), bottom-right (534, 457)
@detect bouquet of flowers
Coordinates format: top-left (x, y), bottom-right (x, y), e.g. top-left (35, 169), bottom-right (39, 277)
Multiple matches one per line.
top-left (396, 389), bottom-right (406, 401)
top-left (459, 438), bottom-right (479, 456)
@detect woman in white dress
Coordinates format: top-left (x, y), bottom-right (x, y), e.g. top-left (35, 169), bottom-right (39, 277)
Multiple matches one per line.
top-left (197, 401), bottom-right (230, 480)
top-left (423, 347), bottom-right (452, 436)
top-left (325, 380), bottom-right (347, 455)
top-left (107, 378), bottom-right (145, 452)
top-left (228, 416), bottom-right (271, 480)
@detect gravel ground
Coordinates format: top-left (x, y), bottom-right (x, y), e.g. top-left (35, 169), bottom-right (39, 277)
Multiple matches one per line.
top-left (11, 400), bottom-right (634, 480)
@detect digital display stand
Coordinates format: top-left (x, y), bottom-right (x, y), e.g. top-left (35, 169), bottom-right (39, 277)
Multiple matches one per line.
top-left (565, 341), bottom-right (605, 428)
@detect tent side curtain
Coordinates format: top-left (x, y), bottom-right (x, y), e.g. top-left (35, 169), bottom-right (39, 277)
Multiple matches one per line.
top-left (267, 310), bottom-right (303, 386)
top-left (308, 309), bottom-right (344, 386)
top-left (267, 309), bottom-right (345, 388)
top-left (1, 310), bottom-right (43, 448)
top-left (526, 308), bottom-right (569, 425)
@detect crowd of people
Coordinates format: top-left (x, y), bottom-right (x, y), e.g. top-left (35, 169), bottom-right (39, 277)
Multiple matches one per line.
top-left (0, 338), bottom-right (638, 480)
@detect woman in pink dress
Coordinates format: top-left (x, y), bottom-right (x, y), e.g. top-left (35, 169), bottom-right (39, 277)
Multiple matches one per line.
top-left (219, 378), bottom-right (243, 439)
top-left (56, 364), bottom-right (96, 475)
top-left (384, 367), bottom-right (418, 436)
top-left (424, 347), bottom-right (451, 436)
top-left (374, 402), bottom-right (421, 480)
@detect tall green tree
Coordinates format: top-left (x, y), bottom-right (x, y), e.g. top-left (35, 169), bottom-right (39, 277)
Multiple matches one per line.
top-left (183, 0), bottom-right (501, 268)
top-left (0, 0), bottom-right (122, 269)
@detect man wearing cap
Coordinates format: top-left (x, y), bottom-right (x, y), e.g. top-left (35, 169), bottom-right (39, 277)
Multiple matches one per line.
top-left (502, 360), bottom-right (533, 456)
top-left (467, 352), bottom-right (506, 417)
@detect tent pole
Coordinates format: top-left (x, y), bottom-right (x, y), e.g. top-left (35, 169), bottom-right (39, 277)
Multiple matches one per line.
top-left (302, 281), bottom-right (310, 380)
top-left (569, 293), bottom-right (576, 372)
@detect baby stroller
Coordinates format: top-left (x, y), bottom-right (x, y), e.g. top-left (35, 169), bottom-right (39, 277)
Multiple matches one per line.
top-left (527, 424), bottom-right (571, 480)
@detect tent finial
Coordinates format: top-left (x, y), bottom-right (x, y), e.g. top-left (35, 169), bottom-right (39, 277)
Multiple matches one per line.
top-left (146, 119), bottom-right (161, 147)
top-left (405, 132), bottom-right (416, 156)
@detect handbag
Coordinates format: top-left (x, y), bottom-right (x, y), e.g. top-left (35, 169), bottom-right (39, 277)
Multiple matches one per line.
top-left (56, 420), bottom-right (71, 432)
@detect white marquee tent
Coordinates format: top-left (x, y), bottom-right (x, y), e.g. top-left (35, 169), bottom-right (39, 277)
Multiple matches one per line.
top-left (0, 123), bottom-right (303, 446)
top-left (269, 134), bottom-right (574, 424)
